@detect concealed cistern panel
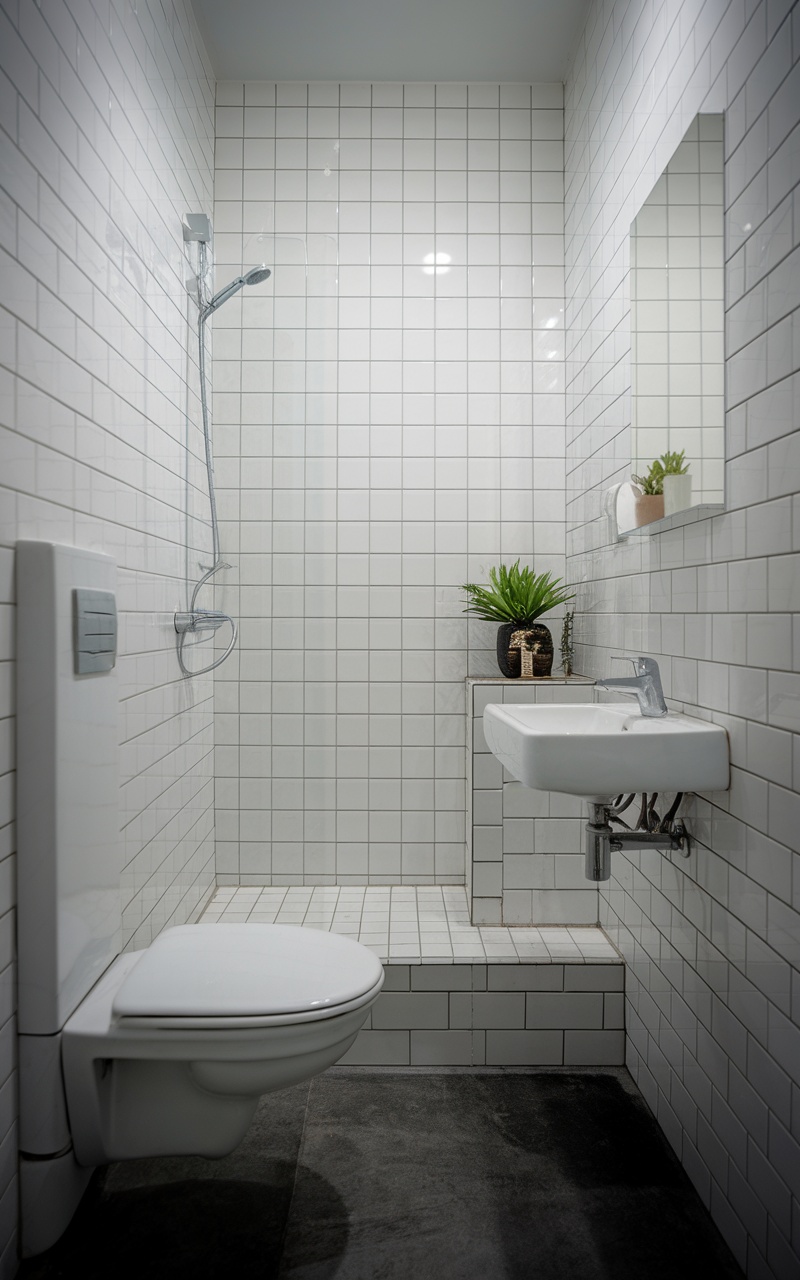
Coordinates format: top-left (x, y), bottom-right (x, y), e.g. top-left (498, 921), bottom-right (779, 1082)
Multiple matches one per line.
top-left (16, 543), bottom-right (122, 1036)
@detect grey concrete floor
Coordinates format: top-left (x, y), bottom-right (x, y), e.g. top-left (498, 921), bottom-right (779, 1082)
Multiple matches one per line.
top-left (22, 1068), bottom-right (742, 1279)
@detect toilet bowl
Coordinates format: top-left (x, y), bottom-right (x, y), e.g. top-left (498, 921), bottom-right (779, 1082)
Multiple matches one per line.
top-left (62, 922), bottom-right (384, 1167)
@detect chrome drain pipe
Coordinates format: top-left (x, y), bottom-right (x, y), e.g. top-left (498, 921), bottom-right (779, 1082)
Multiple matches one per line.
top-left (584, 802), bottom-right (691, 882)
top-left (585, 804), bottom-right (618, 881)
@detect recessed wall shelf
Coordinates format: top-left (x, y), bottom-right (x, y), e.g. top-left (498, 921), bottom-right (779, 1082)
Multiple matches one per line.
top-left (618, 503), bottom-right (724, 537)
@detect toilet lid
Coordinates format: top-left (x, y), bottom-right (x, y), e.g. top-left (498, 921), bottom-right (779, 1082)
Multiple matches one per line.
top-left (112, 924), bottom-right (384, 1020)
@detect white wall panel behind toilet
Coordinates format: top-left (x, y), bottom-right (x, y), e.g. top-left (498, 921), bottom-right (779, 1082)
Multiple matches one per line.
top-left (15, 542), bottom-right (124, 1257)
top-left (16, 542), bottom-right (121, 1038)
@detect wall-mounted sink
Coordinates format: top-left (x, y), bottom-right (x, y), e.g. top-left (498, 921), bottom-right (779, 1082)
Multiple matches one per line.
top-left (483, 702), bottom-right (729, 799)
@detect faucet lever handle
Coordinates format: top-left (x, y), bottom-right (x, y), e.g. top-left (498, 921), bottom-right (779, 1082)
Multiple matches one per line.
top-left (611, 654), bottom-right (658, 676)
top-left (610, 655), bottom-right (640, 673)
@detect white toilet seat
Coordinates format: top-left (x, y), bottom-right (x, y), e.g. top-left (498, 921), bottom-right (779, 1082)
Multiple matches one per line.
top-left (112, 923), bottom-right (384, 1027)
top-left (113, 985), bottom-right (384, 1031)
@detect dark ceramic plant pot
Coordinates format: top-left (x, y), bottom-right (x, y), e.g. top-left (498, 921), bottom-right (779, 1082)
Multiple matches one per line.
top-left (497, 622), bottom-right (556, 677)
top-left (496, 622), bottom-right (521, 677)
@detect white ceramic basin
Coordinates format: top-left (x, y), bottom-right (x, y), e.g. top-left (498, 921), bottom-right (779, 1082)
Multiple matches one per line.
top-left (483, 702), bottom-right (729, 799)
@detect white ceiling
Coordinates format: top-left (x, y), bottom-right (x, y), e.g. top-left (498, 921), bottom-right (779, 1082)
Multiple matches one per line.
top-left (191, 0), bottom-right (590, 84)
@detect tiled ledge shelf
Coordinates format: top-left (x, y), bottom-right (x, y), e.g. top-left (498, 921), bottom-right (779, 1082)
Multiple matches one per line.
top-left (466, 676), bottom-right (597, 928)
top-left (467, 676), bottom-right (596, 688)
top-left (201, 886), bottom-right (624, 1067)
top-left (203, 884), bottom-right (615, 962)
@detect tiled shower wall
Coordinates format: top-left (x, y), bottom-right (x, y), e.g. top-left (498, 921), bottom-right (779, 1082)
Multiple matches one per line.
top-left (565, 1), bottom-right (800, 1275)
top-left (210, 80), bottom-right (568, 886)
top-left (0, 0), bottom-right (215, 1268)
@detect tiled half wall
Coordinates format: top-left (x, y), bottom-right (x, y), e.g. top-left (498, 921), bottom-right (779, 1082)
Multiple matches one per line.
top-left (468, 678), bottom-right (599, 926)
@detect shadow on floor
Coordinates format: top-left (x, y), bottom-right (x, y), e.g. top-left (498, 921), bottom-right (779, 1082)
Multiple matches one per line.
top-left (20, 1070), bottom-right (742, 1280)
top-left (22, 1168), bottom-right (349, 1280)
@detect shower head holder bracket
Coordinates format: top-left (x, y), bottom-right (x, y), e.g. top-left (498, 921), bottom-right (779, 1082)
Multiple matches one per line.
top-left (182, 213), bottom-right (212, 244)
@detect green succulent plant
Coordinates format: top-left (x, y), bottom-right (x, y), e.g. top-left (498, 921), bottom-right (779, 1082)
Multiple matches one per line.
top-left (461, 561), bottom-right (574, 625)
top-left (632, 450), bottom-right (689, 495)
top-left (660, 449), bottom-right (689, 476)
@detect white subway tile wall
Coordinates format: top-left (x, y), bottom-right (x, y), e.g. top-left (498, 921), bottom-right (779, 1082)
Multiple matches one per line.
top-left (210, 81), bottom-right (567, 887)
top-left (566, 1), bottom-right (800, 1276)
top-left (0, 1), bottom-right (215, 1268)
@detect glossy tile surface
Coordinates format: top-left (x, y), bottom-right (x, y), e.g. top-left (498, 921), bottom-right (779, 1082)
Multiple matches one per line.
top-left (201, 884), bottom-right (620, 964)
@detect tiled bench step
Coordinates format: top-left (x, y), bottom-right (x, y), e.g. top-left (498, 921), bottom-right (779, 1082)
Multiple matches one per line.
top-left (342, 961), bottom-right (625, 1067)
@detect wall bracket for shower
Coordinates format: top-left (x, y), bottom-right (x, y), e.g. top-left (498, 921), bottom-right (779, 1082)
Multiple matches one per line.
top-left (182, 212), bottom-right (212, 244)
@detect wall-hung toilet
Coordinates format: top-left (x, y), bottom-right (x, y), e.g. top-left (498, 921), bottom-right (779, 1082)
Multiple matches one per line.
top-left (61, 923), bottom-right (383, 1168)
top-left (15, 542), bottom-right (383, 1256)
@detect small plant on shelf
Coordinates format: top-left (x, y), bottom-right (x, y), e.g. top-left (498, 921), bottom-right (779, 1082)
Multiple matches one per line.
top-left (632, 449), bottom-right (688, 495)
top-left (461, 561), bottom-right (574, 678)
top-left (632, 450), bottom-right (690, 526)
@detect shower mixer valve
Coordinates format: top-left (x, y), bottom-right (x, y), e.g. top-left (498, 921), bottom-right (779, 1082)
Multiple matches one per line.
top-left (174, 608), bottom-right (231, 635)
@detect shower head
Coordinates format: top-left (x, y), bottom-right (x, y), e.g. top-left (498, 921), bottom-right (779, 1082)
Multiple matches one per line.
top-left (200, 265), bottom-right (271, 321)
top-left (244, 266), bottom-right (271, 286)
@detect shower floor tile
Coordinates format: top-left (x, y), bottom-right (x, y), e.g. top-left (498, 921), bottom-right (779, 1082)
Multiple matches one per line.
top-left (22, 1070), bottom-right (743, 1280)
top-left (200, 885), bottom-right (620, 964)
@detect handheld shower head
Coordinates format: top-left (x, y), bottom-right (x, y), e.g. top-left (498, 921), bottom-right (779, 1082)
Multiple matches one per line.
top-left (244, 266), bottom-right (271, 286)
top-left (200, 265), bottom-right (271, 321)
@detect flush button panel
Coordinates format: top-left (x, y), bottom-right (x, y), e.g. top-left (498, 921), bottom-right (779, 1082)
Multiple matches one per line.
top-left (73, 588), bottom-right (117, 674)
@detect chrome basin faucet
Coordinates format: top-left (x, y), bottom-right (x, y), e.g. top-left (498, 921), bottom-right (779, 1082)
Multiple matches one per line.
top-left (594, 656), bottom-right (668, 718)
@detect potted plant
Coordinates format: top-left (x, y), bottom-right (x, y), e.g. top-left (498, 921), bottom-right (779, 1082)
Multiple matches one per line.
top-left (631, 457), bottom-right (666, 526)
top-left (462, 561), bottom-right (575, 678)
top-left (661, 449), bottom-right (691, 515)
top-left (631, 451), bottom-right (691, 526)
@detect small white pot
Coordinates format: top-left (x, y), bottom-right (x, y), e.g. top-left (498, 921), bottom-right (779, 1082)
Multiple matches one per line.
top-left (663, 473), bottom-right (692, 516)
